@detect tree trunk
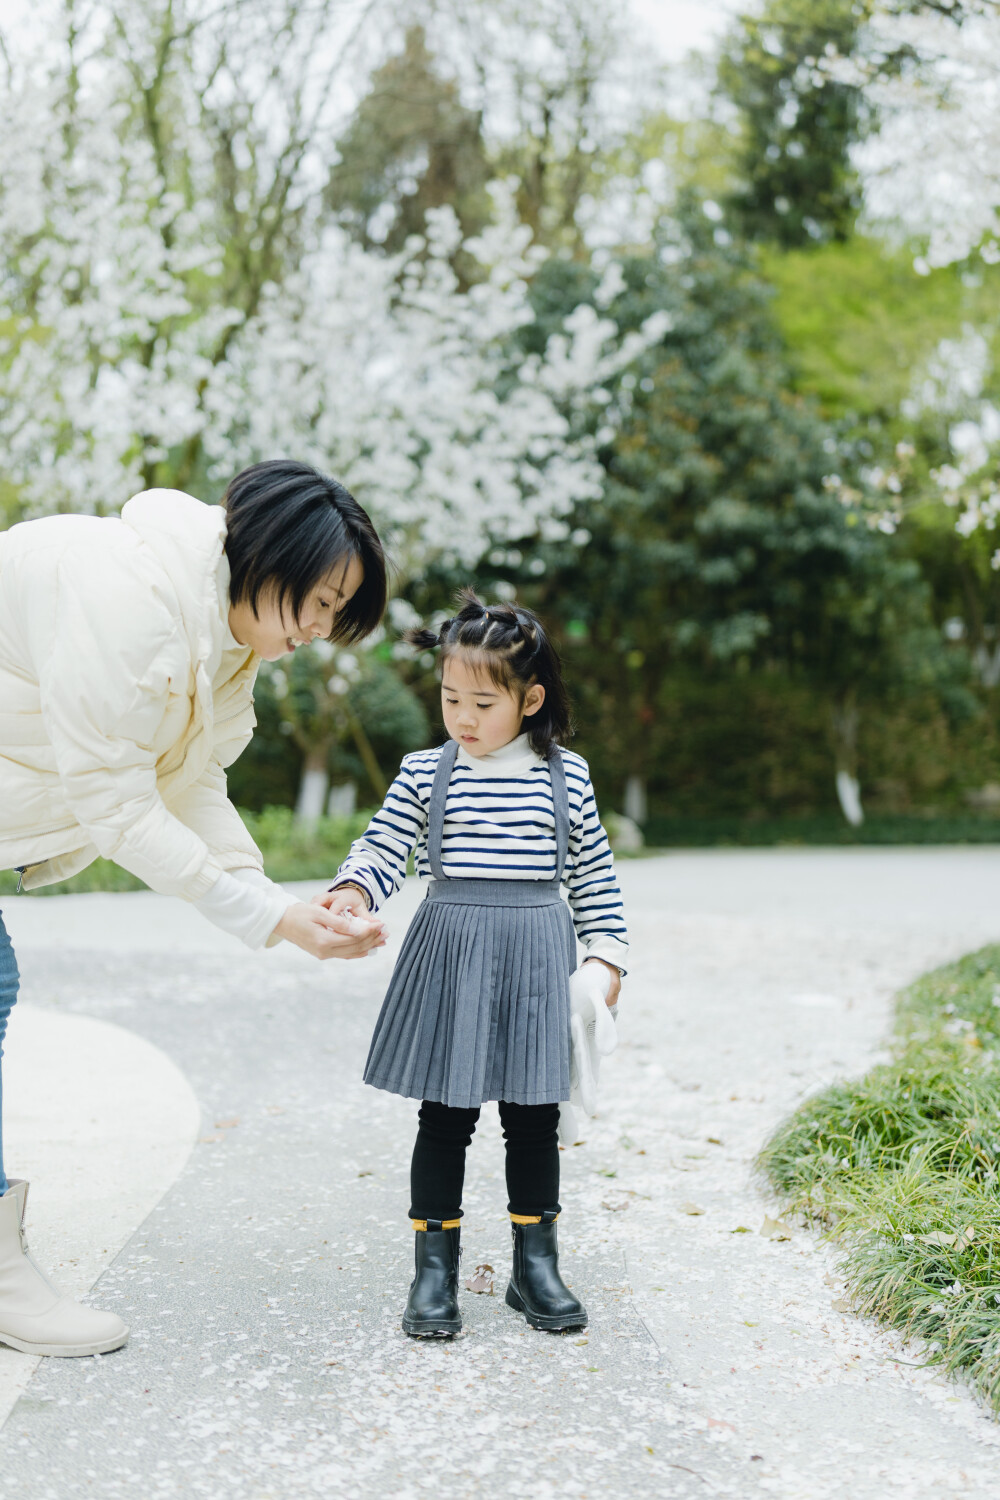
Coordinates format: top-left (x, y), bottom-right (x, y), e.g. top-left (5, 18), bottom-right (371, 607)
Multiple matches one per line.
top-left (344, 705), bottom-right (387, 801)
top-left (295, 745), bottom-right (330, 827)
top-left (830, 693), bottom-right (864, 827)
top-left (624, 774), bottom-right (647, 826)
top-left (974, 640), bottom-right (1000, 688)
top-left (327, 780), bottom-right (358, 819)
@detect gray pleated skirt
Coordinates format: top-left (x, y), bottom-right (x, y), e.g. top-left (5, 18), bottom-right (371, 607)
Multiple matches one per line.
top-left (363, 878), bottom-right (575, 1108)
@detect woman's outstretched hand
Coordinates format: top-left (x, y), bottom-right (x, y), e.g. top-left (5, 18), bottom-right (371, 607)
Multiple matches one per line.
top-left (273, 900), bottom-right (386, 960)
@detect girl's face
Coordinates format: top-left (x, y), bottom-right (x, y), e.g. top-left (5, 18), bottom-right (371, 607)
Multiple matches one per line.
top-left (441, 652), bottom-right (544, 757)
top-left (229, 555), bottom-right (365, 661)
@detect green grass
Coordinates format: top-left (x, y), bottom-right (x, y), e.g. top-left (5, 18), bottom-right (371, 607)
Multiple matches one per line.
top-left (0, 860), bottom-right (148, 897)
top-left (5, 808), bottom-right (1000, 894)
top-left (643, 813), bottom-right (1000, 847)
top-left (239, 805), bottom-right (373, 883)
top-left (0, 806), bottom-right (373, 897)
top-left (758, 946), bottom-right (1000, 1411)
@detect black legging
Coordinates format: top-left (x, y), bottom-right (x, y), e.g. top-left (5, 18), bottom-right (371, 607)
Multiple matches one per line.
top-left (409, 1100), bottom-right (561, 1222)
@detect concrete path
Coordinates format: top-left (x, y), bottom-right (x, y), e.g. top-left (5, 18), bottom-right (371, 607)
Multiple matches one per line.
top-left (3, 848), bottom-right (1000, 1498)
top-left (0, 1004), bottom-right (199, 1428)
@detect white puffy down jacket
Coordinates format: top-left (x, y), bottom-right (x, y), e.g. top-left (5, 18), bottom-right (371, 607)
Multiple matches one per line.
top-left (0, 489), bottom-right (266, 898)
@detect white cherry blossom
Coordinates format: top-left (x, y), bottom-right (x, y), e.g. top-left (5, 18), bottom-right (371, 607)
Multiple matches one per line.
top-left (0, 0), bottom-right (618, 577)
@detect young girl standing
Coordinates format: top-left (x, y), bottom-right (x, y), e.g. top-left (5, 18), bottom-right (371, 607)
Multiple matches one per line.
top-left (322, 591), bottom-right (629, 1337)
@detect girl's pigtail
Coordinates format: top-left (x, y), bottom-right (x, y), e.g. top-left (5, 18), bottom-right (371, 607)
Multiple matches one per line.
top-left (404, 621), bottom-right (450, 651)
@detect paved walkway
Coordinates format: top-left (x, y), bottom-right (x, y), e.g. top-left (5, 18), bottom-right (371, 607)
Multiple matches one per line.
top-left (0, 1006), bottom-right (199, 1425)
top-left (3, 848), bottom-right (1000, 1498)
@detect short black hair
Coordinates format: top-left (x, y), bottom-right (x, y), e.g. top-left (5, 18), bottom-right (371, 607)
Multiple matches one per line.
top-left (223, 460), bottom-right (387, 644)
top-left (406, 588), bottom-right (572, 757)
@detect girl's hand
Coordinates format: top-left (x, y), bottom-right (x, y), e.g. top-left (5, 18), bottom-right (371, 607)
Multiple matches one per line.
top-left (273, 900), bottom-right (386, 960)
top-left (584, 957), bottom-right (622, 1007)
top-left (311, 884), bottom-right (370, 916)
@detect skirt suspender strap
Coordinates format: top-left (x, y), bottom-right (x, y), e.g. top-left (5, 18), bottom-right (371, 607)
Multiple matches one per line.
top-left (426, 737), bottom-right (570, 883)
top-left (548, 747), bottom-right (570, 882)
top-left (427, 739), bottom-right (459, 881)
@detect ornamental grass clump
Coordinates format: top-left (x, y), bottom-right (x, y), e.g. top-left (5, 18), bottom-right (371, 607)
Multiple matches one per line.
top-left (757, 945), bottom-right (1000, 1412)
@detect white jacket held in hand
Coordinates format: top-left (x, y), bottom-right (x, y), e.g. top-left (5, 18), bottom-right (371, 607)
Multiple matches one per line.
top-left (558, 963), bottom-right (618, 1145)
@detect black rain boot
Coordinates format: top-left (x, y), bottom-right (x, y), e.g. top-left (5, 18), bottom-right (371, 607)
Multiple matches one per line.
top-left (402, 1220), bottom-right (462, 1338)
top-left (505, 1211), bottom-right (587, 1332)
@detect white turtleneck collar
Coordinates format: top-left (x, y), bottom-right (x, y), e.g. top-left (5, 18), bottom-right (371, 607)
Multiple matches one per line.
top-left (455, 731), bottom-right (545, 779)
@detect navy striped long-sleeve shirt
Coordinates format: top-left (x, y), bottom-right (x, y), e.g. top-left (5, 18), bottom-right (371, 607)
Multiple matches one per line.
top-left (334, 734), bottom-right (629, 971)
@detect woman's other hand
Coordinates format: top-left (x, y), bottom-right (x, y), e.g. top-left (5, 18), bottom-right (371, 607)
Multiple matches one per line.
top-left (273, 901), bottom-right (386, 960)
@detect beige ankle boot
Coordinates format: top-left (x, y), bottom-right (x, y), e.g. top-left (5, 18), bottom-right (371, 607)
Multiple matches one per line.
top-left (0, 1180), bottom-right (129, 1357)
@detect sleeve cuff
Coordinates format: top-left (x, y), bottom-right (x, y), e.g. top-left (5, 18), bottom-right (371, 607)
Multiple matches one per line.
top-left (582, 935), bottom-right (629, 975)
top-left (193, 869), bottom-right (297, 950)
top-left (329, 875), bottom-right (378, 913)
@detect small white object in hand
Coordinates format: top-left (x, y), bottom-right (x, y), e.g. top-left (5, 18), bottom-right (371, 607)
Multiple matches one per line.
top-left (558, 963), bottom-right (618, 1144)
top-left (342, 906), bottom-right (377, 938)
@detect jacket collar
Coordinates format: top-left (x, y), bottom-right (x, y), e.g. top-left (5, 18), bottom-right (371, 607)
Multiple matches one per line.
top-left (120, 489), bottom-right (233, 679)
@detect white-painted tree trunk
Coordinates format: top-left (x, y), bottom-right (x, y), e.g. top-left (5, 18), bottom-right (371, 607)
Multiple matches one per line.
top-left (835, 770), bottom-right (864, 827)
top-left (831, 694), bottom-right (864, 827)
top-left (295, 762), bottom-right (329, 826)
top-left (327, 780), bottom-right (357, 819)
top-left (973, 641), bottom-right (1000, 688)
top-left (624, 774), bottom-right (647, 826)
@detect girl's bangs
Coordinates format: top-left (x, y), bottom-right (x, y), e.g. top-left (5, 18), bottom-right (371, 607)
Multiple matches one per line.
top-left (444, 644), bottom-right (530, 699)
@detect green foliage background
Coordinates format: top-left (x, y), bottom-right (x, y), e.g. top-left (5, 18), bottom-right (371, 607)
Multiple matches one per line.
top-left (309, 1), bottom-right (1000, 840)
top-left (8, 0), bottom-right (1000, 865)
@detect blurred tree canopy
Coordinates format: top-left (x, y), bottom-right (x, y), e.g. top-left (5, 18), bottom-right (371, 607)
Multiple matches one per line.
top-left (269, 0), bottom-right (1000, 828)
top-left (327, 25), bottom-right (492, 258)
top-left (228, 651), bottom-right (430, 814)
top-left (764, 239), bottom-right (1000, 657)
top-left (719, 0), bottom-right (867, 247)
top-left (719, 0), bottom-right (986, 248)
top-left (504, 206), bottom-right (971, 817)
top-left (5, 0), bottom-right (1000, 839)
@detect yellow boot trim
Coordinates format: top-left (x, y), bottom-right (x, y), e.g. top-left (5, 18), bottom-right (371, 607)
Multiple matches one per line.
top-left (410, 1218), bottom-right (461, 1232)
top-left (509, 1212), bottom-right (559, 1225)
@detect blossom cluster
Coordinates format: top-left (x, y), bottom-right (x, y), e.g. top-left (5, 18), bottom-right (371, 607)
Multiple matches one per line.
top-left (0, 1), bottom-right (640, 577)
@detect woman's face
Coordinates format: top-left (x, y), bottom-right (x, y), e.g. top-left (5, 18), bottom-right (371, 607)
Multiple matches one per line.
top-left (229, 555), bottom-right (365, 661)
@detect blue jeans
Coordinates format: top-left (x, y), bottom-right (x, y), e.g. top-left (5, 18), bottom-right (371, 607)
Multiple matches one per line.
top-left (0, 913), bottom-right (19, 1195)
